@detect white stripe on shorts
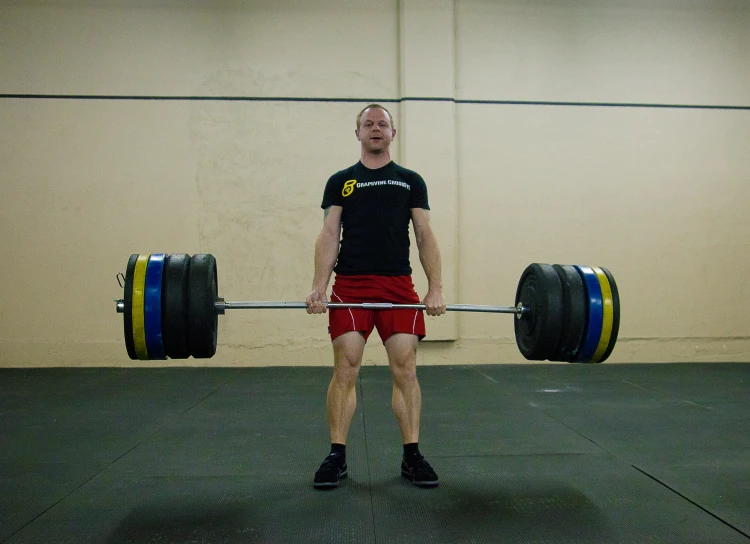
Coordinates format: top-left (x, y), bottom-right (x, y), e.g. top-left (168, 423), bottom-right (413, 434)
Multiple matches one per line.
top-left (331, 288), bottom-right (356, 330)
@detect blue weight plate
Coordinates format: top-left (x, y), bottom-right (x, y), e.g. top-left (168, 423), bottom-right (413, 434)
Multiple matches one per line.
top-left (574, 265), bottom-right (603, 363)
top-left (144, 254), bottom-right (166, 360)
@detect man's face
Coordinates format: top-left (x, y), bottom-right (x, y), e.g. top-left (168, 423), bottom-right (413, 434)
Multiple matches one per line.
top-left (356, 108), bottom-right (396, 153)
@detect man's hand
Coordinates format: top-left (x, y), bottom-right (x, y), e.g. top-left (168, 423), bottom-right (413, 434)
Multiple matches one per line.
top-left (305, 289), bottom-right (329, 314)
top-left (422, 288), bottom-right (446, 317)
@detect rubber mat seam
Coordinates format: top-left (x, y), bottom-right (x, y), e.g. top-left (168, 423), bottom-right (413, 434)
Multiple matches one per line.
top-left (531, 403), bottom-right (750, 541)
top-left (424, 452), bottom-right (608, 459)
top-left (537, 411), bottom-right (612, 451)
top-left (619, 379), bottom-right (715, 411)
top-left (0, 371), bottom-right (241, 544)
top-left (472, 366), bottom-right (627, 455)
top-left (358, 375), bottom-right (378, 544)
top-left (630, 464), bottom-right (750, 540)
top-left (469, 366), bottom-right (499, 383)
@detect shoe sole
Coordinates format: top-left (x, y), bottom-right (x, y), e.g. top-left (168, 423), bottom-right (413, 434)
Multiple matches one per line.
top-left (313, 469), bottom-right (348, 489)
top-left (401, 470), bottom-right (439, 487)
top-left (313, 481), bottom-right (339, 489)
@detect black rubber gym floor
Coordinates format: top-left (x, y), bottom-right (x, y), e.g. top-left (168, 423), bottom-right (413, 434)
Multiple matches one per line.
top-left (1, 363), bottom-right (748, 543)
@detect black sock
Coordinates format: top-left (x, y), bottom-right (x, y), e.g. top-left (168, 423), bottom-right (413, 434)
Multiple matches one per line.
top-left (403, 442), bottom-right (420, 458)
top-left (331, 443), bottom-right (346, 457)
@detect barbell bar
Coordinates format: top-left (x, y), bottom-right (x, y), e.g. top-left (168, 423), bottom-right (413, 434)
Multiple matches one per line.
top-left (116, 300), bottom-right (521, 314)
top-left (228, 302), bottom-right (520, 313)
top-left (115, 254), bottom-right (620, 364)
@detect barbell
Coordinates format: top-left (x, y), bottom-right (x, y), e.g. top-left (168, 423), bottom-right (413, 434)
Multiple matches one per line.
top-left (115, 254), bottom-right (620, 363)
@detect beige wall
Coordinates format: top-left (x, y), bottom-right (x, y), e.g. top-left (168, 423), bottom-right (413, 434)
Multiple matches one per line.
top-left (0, 0), bottom-right (748, 367)
top-left (455, 0), bottom-right (750, 364)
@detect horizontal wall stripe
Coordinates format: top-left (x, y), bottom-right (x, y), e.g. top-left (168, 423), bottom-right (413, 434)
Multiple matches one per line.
top-left (458, 99), bottom-right (750, 110)
top-left (1, 94), bottom-right (748, 110)
top-left (0, 94), bottom-right (398, 103)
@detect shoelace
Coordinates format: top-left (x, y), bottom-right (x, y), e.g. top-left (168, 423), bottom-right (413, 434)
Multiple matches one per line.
top-left (405, 454), bottom-right (429, 470)
top-left (321, 453), bottom-right (345, 470)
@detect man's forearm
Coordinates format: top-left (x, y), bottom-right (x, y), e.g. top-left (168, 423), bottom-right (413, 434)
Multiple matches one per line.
top-left (312, 230), bottom-right (339, 291)
top-left (418, 229), bottom-right (443, 290)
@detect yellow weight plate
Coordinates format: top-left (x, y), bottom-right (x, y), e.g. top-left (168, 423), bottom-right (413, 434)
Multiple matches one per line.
top-left (132, 254), bottom-right (150, 360)
top-left (592, 267), bottom-right (614, 362)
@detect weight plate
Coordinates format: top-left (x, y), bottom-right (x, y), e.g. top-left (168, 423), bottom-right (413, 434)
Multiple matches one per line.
top-left (144, 254), bottom-right (166, 360)
top-left (188, 254), bottom-right (218, 358)
top-left (162, 254), bottom-right (192, 359)
top-left (514, 263), bottom-right (564, 361)
top-left (574, 265), bottom-right (604, 363)
top-left (123, 254), bottom-right (138, 360)
top-left (592, 267), bottom-right (614, 363)
top-left (550, 264), bottom-right (587, 362)
top-left (132, 254), bottom-right (150, 360)
top-left (598, 267), bottom-right (620, 363)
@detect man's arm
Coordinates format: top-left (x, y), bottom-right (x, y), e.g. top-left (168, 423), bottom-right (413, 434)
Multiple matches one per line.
top-left (411, 208), bottom-right (446, 316)
top-left (306, 206), bottom-right (342, 314)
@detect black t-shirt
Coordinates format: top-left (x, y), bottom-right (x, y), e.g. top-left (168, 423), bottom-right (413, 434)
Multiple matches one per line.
top-left (321, 161), bottom-right (430, 275)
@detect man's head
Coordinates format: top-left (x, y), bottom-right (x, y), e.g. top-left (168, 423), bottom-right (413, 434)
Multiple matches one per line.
top-left (355, 103), bottom-right (396, 153)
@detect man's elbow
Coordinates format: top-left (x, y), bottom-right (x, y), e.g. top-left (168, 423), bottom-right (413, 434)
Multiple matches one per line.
top-left (416, 225), bottom-right (435, 246)
top-left (415, 231), bottom-right (432, 254)
top-left (320, 228), bottom-right (340, 247)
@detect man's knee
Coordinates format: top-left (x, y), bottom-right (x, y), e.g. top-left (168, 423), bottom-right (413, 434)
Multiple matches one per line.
top-left (392, 362), bottom-right (417, 386)
top-left (334, 354), bottom-right (361, 383)
top-left (388, 351), bottom-right (417, 384)
top-left (332, 332), bottom-right (365, 384)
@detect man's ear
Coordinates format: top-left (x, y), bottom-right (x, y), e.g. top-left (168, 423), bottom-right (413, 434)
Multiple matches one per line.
top-left (355, 129), bottom-right (361, 141)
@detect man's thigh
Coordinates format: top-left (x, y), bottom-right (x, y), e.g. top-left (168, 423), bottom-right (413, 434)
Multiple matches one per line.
top-left (332, 331), bottom-right (367, 372)
top-left (329, 308), bottom-right (375, 341)
top-left (375, 309), bottom-right (425, 344)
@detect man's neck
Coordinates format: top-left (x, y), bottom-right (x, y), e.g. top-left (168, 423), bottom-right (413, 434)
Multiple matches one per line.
top-left (360, 150), bottom-right (392, 170)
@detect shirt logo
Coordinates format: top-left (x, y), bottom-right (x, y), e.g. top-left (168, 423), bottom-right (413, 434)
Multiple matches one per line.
top-left (357, 180), bottom-right (410, 190)
top-left (342, 179), bottom-right (357, 197)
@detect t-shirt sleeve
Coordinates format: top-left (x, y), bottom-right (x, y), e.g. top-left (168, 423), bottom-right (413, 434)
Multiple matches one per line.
top-left (321, 173), bottom-right (343, 209)
top-left (409, 173), bottom-right (430, 210)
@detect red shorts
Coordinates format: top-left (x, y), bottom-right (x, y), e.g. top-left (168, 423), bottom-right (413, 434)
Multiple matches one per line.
top-left (329, 275), bottom-right (426, 343)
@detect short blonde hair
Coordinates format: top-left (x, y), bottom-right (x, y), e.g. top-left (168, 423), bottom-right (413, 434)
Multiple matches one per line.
top-left (356, 103), bottom-right (395, 130)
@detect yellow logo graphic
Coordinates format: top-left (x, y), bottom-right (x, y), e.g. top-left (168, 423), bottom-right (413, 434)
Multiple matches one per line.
top-left (342, 179), bottom-right (357, 197)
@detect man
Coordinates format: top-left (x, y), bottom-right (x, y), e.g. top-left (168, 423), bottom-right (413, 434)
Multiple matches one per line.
top-left (305, 104), bottom-right (446, 489)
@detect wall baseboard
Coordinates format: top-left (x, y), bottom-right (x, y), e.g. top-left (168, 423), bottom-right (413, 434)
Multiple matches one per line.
top-left (1, 337), bottom-right (748, 367)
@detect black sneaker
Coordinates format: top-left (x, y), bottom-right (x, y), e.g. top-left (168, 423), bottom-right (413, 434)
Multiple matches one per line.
top-left (313, 452), bottom-right (348, 489)
top-left (401, 453), bottom-right (439, 487)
